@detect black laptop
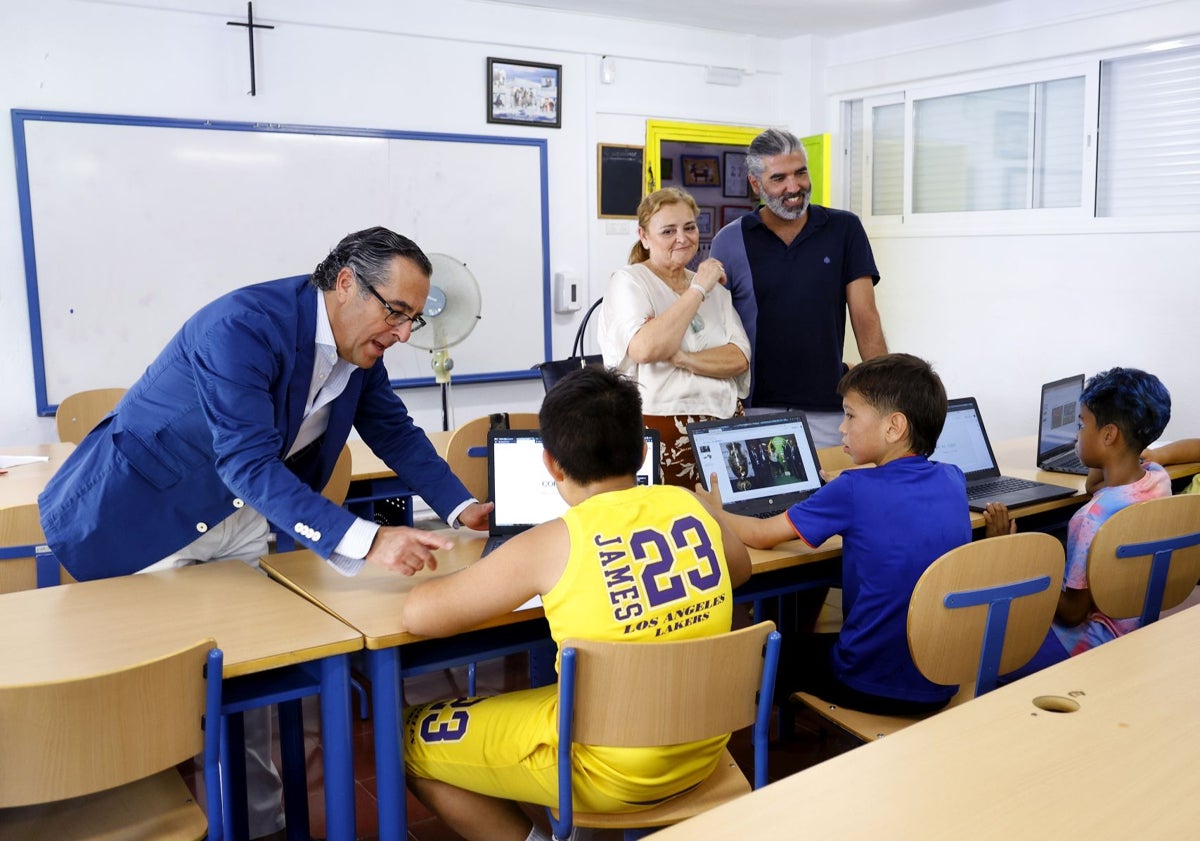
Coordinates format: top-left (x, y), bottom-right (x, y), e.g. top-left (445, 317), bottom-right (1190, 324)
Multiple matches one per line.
top-left (482, 427), bottom-right (661, 556)
top-left (932, 397), bottom-right (1078, 512)
top-left (687, 411), bottom-right (824, 518)
top-left (1036, 375), bottom-right (1089, 475)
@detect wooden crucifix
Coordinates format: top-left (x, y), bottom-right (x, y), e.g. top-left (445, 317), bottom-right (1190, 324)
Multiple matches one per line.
top-left (226, 2), bottom-right (274, 96)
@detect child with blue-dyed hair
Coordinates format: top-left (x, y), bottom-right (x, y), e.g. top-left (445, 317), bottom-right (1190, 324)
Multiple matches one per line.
top-left (986, 367), bottom-right (1172, 657)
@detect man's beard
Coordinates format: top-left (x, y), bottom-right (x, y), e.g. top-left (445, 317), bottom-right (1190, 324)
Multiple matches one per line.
top-left (761, 189), bottom-right (810, 221)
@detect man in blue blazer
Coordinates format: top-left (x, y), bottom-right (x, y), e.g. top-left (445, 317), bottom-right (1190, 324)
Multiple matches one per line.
top-left (40, 226), bottom-right (490, 581)
top-left (38, 226), bottom-right (492, 839)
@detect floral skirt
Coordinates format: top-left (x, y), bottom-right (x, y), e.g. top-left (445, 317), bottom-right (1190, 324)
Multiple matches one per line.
top-left (644, 402), bottom-right (743, 489)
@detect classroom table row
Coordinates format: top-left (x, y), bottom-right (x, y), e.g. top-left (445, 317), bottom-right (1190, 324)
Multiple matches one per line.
top-left (645, 601), bottom-right (1200, 839)
top-left (4, 434), bottom-right (1199, 841)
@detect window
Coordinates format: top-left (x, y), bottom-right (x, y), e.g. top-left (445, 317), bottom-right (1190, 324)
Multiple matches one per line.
top-left (841, 40), bottom-right (1200, 226)
top-left (912, 78), bottom-right (1083, 213)
top-left (1097, 44), bottom-right (1200, 216)
top-left (871, 102), bottom-right (905, 216)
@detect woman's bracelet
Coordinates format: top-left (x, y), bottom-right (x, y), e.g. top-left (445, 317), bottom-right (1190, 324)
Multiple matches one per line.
top-left (689, 282), bottom-right (708, 301)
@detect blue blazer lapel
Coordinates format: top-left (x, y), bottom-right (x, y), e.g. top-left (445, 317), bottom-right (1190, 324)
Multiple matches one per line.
top-left (283, 277), bottom-right (319, 456)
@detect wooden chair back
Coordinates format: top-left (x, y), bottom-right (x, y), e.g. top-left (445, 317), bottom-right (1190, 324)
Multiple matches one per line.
top-left (1087, 494), bottom-right (1200, 625)
top-left (795, 532), bottom-right (1064, 742)
top-left (321, 444), bottom-right (354, 506)
top-left (549, 622), bottom-right (780, 838)
top-left (908, 532), bottom-right (1064, 701)
top-left (54, 387), bottom-right (128, 444)
top-left (0, 639), bottom-right (223, 841)
top-left (0, 503), bottom-right (46, 594)
top-left (445, 413), bottom-right (539, 501)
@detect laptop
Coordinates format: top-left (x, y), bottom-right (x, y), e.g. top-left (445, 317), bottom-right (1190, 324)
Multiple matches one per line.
top-left (932, 397), bottom-right (1078, 512)
top-left (1036, 374), bottom-right (1089, 475)
top-left (482, 427), bottom-right (661, 555)
top-left (687, 411), bottom-right (824, 518)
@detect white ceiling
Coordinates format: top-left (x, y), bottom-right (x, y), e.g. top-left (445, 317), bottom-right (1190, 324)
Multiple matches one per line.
top-left (474, 0), bottom-right (1008, 38)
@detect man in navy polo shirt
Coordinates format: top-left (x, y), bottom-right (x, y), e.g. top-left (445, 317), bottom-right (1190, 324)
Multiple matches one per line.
top-left (711, 128), bottom-right (888, 447)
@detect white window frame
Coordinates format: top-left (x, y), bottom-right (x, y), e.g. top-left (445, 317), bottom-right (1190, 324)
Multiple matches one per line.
top-left (837, 38), bottom-right (1200, 237)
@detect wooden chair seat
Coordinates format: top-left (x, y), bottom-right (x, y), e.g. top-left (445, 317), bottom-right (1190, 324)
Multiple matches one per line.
top-left (554, 748), bottom-right (750, 830)
top-left (0, 768), bottom-right (208, 841)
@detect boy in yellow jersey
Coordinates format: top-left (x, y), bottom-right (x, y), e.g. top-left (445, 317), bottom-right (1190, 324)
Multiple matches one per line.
top-left (402, 365), bottom-right (751, 841)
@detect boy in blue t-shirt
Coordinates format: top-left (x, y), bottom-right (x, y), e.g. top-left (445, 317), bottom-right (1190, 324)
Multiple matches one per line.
top-left (698, 353), bottom-right (972, 715)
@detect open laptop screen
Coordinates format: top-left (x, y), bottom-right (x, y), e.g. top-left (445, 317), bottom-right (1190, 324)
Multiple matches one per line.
top-left (688, 412), bottom-right (822, 514)
top-left (488, 429), bottom-right (660, 534)
top-left (1038, 375), bottom-right (1084, 459)
top-left (930, 400), bottom-right (996, 476)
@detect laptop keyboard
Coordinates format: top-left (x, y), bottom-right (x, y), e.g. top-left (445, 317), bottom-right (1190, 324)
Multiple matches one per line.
top-left (752, 507), bottom-right (788, 519)
top-left (968, 476), bottom-right (1040, 498)
top-left (1049, 452), bottom-right (1087, 472)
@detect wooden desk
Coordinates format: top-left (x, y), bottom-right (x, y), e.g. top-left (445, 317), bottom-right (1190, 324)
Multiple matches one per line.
top-left (648, 603), bottom-right (1200, 839)
top-left (0, 560), bottom-right (364, 841)
top-left (0, 442), bottom-right (74, 508)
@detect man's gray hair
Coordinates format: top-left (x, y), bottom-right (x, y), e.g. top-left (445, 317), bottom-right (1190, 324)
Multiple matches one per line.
top-left (310, 226), bottom-right (432, 292)
top-left (745, 128), bottom-right (807, 178)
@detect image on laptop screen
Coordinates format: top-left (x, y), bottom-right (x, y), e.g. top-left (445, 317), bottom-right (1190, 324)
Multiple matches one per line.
top-left (687, 411), bottom-right (823, 517)
top-left (488, 428), bottom-right (660, 535)
top-left (1037, 374), bottom-right (1085, 465)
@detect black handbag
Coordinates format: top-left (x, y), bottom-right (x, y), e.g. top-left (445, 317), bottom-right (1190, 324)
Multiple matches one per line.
top-left (534, 297), bottom-right (604, 392)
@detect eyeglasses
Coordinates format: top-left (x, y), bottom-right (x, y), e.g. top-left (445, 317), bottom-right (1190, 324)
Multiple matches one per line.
top-left (363, 282), bottom-right (426, 332)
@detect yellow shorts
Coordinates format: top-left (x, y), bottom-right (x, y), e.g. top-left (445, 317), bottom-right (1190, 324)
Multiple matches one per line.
top-left (403, 684), bottom-right (727, 813)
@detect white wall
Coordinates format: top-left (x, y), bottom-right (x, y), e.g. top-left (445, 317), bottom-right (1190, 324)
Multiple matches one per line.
top-left (794, 0), bottom-right (1200, 443)
top-left (6, 0), bottom-right (1195, 453)
top-left (0, 0), bottom-right (786, 444)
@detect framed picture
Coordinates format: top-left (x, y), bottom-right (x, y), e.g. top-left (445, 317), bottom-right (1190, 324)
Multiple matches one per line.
top-left (721, 204), bottom-right (755, 227)
top-left (722, 151), bottom-right (749, 198)
top-left (695, 206), bottom-right (716, 238)
top-left (660, 157), bottom-right (674, 181)
top-left (681, 155), bottom-right (721, 187)
top-left (487, 57), bottom-right (561, 128)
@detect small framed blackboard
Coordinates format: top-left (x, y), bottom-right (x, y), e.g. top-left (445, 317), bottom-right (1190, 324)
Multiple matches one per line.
top-left (597, 143), bottom-right (644, 219)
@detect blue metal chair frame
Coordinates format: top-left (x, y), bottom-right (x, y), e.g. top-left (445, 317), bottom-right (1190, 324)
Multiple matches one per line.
top-left (1116, 530), bottom-right (1200, 625)
top-left (203, 648), bottom-right (228, 841)
top-left (0, 542), bottom-right (60, 588)
top-left (943, 574), bottom-right (1053, 696)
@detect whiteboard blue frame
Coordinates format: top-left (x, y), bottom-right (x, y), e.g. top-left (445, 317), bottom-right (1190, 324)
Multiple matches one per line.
top-left (12, 109), bottom-right (552, 416)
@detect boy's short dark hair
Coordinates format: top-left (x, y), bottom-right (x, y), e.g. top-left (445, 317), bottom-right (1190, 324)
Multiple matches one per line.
top-left (837, 353), bottom-right (947, 457)
top-left (1081, 367), bottom-right (1171, 452)
top-left (538, 366), bottom-right (645, 484)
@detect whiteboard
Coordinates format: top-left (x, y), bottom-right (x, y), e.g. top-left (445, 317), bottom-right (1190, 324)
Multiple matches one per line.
top-left (12, 110), bottom-right (551, 414)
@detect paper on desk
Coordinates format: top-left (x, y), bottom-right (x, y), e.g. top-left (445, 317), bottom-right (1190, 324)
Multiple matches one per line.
top-left (0, 455), bottom-right (50, 470)
top-left (516, 594), bottom-right (543, 612)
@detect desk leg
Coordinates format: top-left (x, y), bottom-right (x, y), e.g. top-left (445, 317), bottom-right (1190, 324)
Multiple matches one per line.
top-left (367, 647), bottom-right (406, 841)
top-left (320, 654), bottom-right (357, 841)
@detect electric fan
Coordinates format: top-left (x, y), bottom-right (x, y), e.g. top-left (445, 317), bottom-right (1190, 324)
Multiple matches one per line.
top-left (407, 253), bottom-right (482, 430)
